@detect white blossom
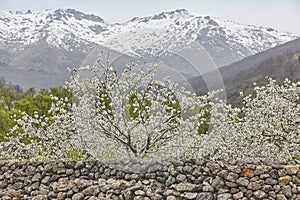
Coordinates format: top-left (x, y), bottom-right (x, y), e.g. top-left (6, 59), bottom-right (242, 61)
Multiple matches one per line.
top-left (202, 78), bottom-right (300, 163)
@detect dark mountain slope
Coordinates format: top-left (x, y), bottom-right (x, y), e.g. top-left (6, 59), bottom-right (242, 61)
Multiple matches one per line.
top-left (190, 38), bottom-right (300, 106)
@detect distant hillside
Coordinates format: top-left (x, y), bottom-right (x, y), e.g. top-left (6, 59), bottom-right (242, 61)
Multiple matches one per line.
top-left (190, 38), bottom-right (300, 106)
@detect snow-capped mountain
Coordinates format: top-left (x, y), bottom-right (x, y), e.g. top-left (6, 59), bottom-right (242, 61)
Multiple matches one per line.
top-left (0, 8), bottom-right (298, 89)
top-left (0, 9), bottom-right (108, 51)
top-left (101, 9), bottom-right (298, 65)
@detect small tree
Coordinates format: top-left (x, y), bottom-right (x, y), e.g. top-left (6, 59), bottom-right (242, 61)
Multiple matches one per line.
top-left (67, 60), bottom-right (209, 159)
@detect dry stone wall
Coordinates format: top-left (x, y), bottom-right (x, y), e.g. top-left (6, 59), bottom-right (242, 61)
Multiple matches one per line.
top-left (0, 159), bottom-right (300, 200)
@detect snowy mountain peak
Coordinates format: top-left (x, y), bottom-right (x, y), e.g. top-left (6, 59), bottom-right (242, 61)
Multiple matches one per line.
top-left (47, 9), bottom-right (105, 23)
top-left (152, 9), bottom-right (193, 19)
top-left (0, 8), bottom-right (298, 66)
top-left (129, 9), bottom-right (193, 23)
top-left (0, 9), bottom-right (106, 28)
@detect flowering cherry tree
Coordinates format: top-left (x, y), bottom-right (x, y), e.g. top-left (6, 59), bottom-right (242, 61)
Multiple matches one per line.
top-left (203, 78), bottom-right (300, 163)
top-left (2, 59), bottom-right (210, 160)
top-left (67, 59), bottom-right (210, 159)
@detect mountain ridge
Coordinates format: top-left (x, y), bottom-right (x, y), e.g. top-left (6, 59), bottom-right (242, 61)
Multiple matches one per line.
top-left (1, 9), bottom-right (297, 58)
top-left (0, 8), bottom-right (299, 89)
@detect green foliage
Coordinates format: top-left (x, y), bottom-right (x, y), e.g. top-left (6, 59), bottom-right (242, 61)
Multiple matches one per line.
top-left (181, 105), bottom-right (211, 135)
top-left (97, 90), bottom-right (113, 117)
top-left (64, 148), bottom-right (86, 161)
top-left (197, 106), bottom-right (211, 135)
top-left (0, 110), bottom-right (19, 141)
top-left (15, 94), bottom-right (52, 116)
top-left (21, 87), bottom-right (36, 98)
top-left (128, 91), bottom-right (151, 120)
top-left (203, 149), bottom-right (218, 160)
top-left (49, 87), bottom-right (73, 99)
top-left (0, 86), bottom-right (72, 142)
top-left (127, 90), bottom-right (211, 135)
top-left (0, 86), bottom-right (22, 141)
top-left (0, 87), bottom-right (21, 110)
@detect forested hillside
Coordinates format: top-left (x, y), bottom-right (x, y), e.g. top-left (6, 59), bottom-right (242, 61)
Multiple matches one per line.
top-left (190, 39), bottom-right (300, 106)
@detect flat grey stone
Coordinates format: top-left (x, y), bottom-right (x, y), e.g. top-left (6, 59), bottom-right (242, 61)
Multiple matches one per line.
top-left (217, 193), bottom-right (232, 200)
top-left (166, 196), bottom-right (177, 200)
top-left (247, 182), bottom-right (261, 190)
top-left (74, 162), bottom-right (85, 170)
top-left (176, 174), bottom-right (186, 182)
top-left (265, 178), bottom-right (277, 185)
top-left (236, 177), bottom-right (249, 187)
top-left (233, 191), bottom-right (243, 199)
top-left (71, 193), bottom-right (84, 200)
top-left (253, 190), bottom-right (267, 199)
top-left (212, 177), bottom-right (225, 189)
top-left (166, 176), bottom-right (176, 186)
top-left (203, 185), bottom-right (214, 192)
top-left (226, 172), bottom-right (239, 182)
top-left (184, 192), bottom-right (198, 199)
top-left (196, 192), bottom-right (213, 200)
top-left (281, 185), bottom-right (292, 197)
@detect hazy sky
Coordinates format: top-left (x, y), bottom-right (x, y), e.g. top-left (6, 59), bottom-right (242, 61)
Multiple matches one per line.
top-left (1, 0), bottom-right (300, 35)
